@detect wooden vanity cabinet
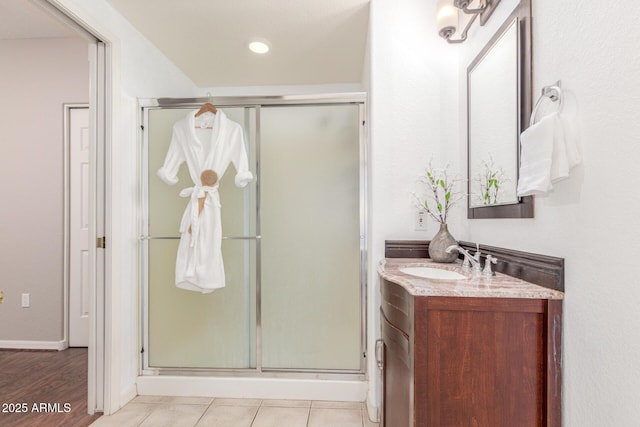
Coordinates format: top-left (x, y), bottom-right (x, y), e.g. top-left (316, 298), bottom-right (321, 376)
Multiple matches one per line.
top-left (379, 278), bottom-right (562, 427)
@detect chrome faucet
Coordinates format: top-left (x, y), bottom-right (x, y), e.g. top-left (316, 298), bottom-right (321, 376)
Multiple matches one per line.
top-left (445, 245), bottom-right (482, 273)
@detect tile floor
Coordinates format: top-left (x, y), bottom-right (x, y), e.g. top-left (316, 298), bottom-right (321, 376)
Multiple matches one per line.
top-left (90, 397), bottom-right (379, 427)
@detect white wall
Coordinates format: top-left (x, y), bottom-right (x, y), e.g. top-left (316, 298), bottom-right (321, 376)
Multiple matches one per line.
top-left (0, 37), bottom-right (89, 346)
top-left (367, 0), bottom-right (460, 414)
top-left (49, 0), bottom-right (200, 413)
top-left (462, 1), bottom-right (640, 425)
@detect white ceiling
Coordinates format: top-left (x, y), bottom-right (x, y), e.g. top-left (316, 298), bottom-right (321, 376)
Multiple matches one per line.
top-left (104, 0), bottom-right (371, 87)
top-left (0, 0), bottom-right (75, 39)
top-left (0, 0), bottom-right (370, 87)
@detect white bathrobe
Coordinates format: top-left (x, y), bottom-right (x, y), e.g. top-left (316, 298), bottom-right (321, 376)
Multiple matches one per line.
top-left (157, 110), bottom-right (253, 293)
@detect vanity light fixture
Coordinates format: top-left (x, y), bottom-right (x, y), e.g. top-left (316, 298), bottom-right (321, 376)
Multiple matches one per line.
top-left (437, 0), bottom-right (502, 43)
top-left (248, 40), bottom-right (270, 54)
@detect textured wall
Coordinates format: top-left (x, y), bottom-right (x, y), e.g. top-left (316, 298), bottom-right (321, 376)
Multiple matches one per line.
top-left (461, 1), bottom-right (640, 425)
top-left (367, 0), bottom-right (460, 413)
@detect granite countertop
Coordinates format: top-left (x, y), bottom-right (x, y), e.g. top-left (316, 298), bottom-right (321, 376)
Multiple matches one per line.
top-left (379, 258), bottom-right (564, 300)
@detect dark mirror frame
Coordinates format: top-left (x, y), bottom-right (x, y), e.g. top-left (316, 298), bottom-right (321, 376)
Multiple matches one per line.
top-left (467, 0), bottom-right (533, 219)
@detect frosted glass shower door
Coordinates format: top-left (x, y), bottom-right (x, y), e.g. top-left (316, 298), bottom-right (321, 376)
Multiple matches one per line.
top-left (260, 105), bottom-right (363, 371)
top-left (144, 107), bottom-right (257, 369)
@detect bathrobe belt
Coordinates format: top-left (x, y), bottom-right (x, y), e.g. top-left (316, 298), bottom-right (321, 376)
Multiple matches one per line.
top-left (179, 185), bottom-right (221, 280)
top-left (179, 184), bottom-right (221, 247)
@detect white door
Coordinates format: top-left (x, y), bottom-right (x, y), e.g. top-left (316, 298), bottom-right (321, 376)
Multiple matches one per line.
top-left (69, 106), bottom-right (90, 347)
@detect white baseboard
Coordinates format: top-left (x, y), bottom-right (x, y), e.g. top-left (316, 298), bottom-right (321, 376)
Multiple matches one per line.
top-left (119, 383), bottom-right (137, 410)
top-left (0, 340), bottom-right (68, 351)
top-left (136, 376), bottom-right (368, 402)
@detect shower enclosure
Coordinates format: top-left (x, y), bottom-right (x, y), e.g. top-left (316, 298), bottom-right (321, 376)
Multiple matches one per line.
top-left (138, 95), bottom-right (367, 387)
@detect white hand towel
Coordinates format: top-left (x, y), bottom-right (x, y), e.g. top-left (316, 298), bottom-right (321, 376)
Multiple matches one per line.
top-left (517, 113), bottom-right (555, 196)
top-left (550, 113), bottom-right (569, 183)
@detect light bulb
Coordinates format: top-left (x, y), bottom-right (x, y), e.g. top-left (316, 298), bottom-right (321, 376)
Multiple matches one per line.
top-left (436, 0), bottom-right (458, 39)
top-left (248, 40), bottom-right (270, 54)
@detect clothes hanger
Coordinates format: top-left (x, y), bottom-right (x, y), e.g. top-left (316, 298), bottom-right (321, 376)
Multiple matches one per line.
top-left (195, 102), bottom-right (217, 117)
top-left (194, 102), bottom-right (217, 129)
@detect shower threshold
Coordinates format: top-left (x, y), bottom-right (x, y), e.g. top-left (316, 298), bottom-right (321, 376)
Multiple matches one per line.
top-left (136, 375), bottom-right (368, 402)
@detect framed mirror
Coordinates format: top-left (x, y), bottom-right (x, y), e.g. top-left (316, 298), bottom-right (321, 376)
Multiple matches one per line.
top-left (467, 0), bottom-right (533, 219)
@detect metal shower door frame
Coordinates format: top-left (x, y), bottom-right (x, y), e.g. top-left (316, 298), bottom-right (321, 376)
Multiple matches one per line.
top-left (138, 93), bottom-right (367, 379)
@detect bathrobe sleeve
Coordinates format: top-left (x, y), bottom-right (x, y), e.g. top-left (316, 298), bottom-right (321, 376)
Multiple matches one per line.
top-left (229, 125), bottom-right (254, 188)
top-left (157, 127), bottom-right (185, 185)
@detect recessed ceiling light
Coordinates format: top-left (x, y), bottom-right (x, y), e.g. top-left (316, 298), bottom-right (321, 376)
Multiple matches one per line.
top-left (248, 40), bottom-right (270, 54)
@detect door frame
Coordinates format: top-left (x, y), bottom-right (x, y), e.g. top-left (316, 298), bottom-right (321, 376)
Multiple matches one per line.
top-left (36, 0), bottom-right (111, 414)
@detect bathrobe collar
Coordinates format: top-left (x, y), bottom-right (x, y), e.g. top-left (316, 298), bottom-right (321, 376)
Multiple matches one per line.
top-left (187, 109), bottom-right (227, 184)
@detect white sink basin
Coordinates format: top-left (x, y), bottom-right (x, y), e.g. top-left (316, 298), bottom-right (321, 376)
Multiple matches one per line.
top-left (399, 266), bottom-right (466, 280)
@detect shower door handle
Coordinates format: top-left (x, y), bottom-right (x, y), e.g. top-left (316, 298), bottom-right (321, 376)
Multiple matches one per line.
top-left (375, 339), bottom-right (384, 370)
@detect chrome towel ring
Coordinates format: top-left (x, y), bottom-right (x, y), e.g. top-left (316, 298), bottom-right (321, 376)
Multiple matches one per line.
top-left (530, 80), bottom-right (563, 127)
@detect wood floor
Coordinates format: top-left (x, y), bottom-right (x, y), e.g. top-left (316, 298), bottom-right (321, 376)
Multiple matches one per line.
top-left (0, 348), bottom-right (101, 427)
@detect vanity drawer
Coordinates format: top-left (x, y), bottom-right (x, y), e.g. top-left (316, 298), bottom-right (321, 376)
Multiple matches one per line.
top-left (381, 278), bottom-right (413, 336)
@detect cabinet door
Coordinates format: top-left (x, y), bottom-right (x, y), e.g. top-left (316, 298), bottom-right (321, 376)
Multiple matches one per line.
top-left (425, 297), bottom-right (546, 426)
top-left (381, 311), bottom-right (412, 427)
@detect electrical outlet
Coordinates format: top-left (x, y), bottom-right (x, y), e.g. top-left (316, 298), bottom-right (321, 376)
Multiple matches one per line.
top-left (415, 210), bottom-right (428, 231)
top-left (21, 293), bottom-right (30, 308)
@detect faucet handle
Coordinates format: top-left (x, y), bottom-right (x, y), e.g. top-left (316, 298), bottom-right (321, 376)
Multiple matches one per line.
top-left (473, 243), bottom-right (481, 260)
top-left (472, 246), bottom-right (482, 272)
top-left (482, 255), bottom-right (498, 276)
top-left (461, 256), bottom-right (472, 270)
